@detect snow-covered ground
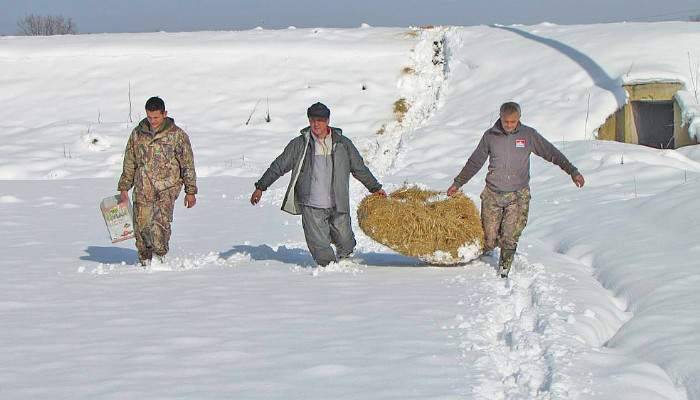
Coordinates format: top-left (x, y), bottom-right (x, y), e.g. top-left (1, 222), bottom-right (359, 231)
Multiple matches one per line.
top-left (1, 22), bottom-right (699, 399)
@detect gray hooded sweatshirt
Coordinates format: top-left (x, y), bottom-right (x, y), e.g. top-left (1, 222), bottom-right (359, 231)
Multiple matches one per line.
top-left (454, 120), bottom-right (579, 192)
top-left (255, 127), bottom-right (382, 215)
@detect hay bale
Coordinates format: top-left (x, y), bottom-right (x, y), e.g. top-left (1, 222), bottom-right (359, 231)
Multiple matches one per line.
top-left (357, 186), bottom-right (484, 265)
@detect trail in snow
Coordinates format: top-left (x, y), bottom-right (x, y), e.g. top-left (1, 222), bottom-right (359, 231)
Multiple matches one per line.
top-left (351, 25), bottom-right (619, 398)
top-left (452, 254), bottom-right (593, 399)
top-left (376, 26), bottom-right (692, 399)
top-left (443, 247), bottom-right (685, 400)
top-left (362, 26), bottom-right (450, 174)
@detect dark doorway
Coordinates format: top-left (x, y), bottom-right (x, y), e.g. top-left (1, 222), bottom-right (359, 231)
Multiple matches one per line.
top-left (632, 101), bottom-right (674, 149)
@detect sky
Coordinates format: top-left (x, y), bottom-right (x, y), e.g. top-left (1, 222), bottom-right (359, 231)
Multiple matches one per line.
top-left (1, 0), bottom-right (700, 35)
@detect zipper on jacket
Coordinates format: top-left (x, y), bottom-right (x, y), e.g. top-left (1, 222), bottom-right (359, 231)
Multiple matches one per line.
top-left (505, 133), bottom-right (511, 182)
top-left (331, 133), bottom-right (337, 207)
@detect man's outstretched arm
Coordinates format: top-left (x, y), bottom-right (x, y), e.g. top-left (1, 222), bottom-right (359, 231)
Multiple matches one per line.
top-left (530, 131), bottom-right (584, 188)
top-left (448, 134), bottom-right (489, 195)
top-left (346, 139), bottom-right (384, 195)
top-left (251, 140), bottom-right (299, 205)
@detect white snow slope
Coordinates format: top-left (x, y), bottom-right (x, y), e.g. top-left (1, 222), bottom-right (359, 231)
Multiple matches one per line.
top-left (1, 23), bottom-right (699, 399)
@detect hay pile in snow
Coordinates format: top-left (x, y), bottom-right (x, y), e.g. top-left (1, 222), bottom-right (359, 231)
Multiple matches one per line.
top-left (357, 186), bottom-right (484, 265)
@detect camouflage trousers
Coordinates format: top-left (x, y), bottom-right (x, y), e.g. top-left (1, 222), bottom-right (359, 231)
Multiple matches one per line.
top-left (480, 186), bottom-right (531, 253)
top-left (132, 187), bottom-right (180, 262)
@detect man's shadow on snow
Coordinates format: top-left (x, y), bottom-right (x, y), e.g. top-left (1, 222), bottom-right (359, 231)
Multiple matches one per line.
top-left (220, 244), bottom-right (422, 267)
top-left (356, 251), bottom-right (422, 267)
top-left (80, 246), bottom-right (138, 264)
top-left (221, 245), bottom-right (315, 266)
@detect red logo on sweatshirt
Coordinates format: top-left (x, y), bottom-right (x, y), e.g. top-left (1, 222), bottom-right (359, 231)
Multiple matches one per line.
top-left (515, 139), bottom-right (526, 148)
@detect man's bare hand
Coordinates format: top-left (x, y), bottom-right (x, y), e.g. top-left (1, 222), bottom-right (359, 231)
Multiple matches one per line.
top-left (572, 174), bottom-right (585, 188)
top-left (446, 184), bottom-right (460, 197)
top-left (374, 189), bottom-right (387, 197)
top-left (119, 190), bottom-right (130, 207)
top-left (184, 194), bottom-right (197, 208)
top-left (250, 189), bottom-right (263, 205)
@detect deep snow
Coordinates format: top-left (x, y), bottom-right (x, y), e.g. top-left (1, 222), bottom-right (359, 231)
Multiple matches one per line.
top-left (1, 22), bottom-right (699, 399)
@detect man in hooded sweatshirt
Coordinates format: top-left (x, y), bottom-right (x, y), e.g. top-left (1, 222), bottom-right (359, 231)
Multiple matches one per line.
top-left (251, 102), bottom-right (386, 267)
top-left (118, 96), bottom-right (198, 266)
top-left (447, 102), bottom-right (585, 277)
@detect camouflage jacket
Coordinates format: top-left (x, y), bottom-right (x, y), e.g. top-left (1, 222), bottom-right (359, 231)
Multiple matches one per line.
top-left (117, 117), bottom-right (197, 200)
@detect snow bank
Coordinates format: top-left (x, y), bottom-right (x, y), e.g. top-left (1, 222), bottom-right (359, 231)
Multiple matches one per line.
top-left (675, 90), bottom-right (700, 141)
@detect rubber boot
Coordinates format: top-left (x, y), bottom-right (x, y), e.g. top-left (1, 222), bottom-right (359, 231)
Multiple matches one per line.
top-left (498, 248), bottom-right (516, 278)
top-left (138, 228), bottom-right (154, 267)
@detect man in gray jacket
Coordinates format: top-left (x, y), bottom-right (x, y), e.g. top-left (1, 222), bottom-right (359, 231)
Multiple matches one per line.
top-left (447, 102), bottom-right (585, 277)
top-left (251, 102), bottom-right (386, 267)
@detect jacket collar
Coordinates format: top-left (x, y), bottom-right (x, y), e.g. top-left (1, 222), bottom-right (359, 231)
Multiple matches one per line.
top-left (300, 126), bottom-right (342, 142)
top-left (490, 119), bottom-right (521, 135)
top-left (138, 117), bottom-right (175, 138)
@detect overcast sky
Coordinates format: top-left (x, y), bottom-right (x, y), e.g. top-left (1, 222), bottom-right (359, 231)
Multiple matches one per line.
top-left (1, 0), bottom-right (699, 35)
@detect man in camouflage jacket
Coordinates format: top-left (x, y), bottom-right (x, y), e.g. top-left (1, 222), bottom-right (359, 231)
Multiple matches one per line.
top-left (447, 102), bottom-right (585, 278)
top-left (118, 97), bottom-right (198, 266)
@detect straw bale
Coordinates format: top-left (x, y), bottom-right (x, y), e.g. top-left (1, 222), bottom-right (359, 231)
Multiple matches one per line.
top-left (357, 186), bottom-right (484, 265)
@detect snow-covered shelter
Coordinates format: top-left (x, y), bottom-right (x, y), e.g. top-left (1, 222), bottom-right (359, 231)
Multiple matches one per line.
top-left (597, 81), bottom-right (697, 149)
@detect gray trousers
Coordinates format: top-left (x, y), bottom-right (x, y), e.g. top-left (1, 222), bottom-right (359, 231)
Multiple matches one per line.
top-left (301, 205), bottom-right (356, 266)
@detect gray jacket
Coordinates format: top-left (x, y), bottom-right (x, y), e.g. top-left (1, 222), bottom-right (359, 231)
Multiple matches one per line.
top-left (454, 120), bottom-right (579, 192)
top-left (255, 127), bottom-right (382, 215)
